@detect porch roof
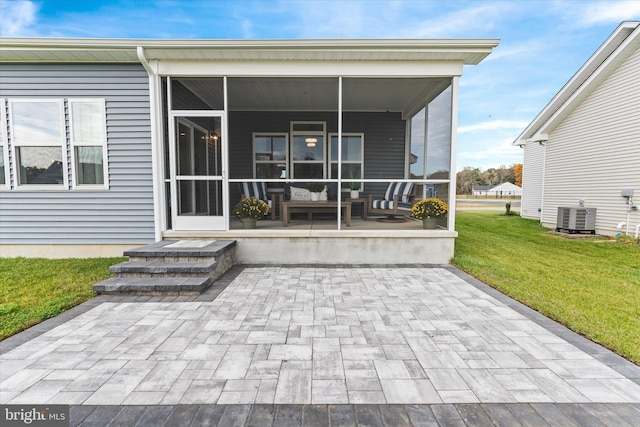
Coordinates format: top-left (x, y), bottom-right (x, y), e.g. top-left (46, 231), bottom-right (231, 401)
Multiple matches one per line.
top-left (0, 37), bottom-right (499, 65)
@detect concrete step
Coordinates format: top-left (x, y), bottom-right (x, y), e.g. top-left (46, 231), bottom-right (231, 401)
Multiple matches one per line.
top-left (94, 239), bottom-right (236, 295)
top-left (124, 239), bottom-right (236, 261)
top-left (93, 277), bottom-right (210, 295)
top-left (109, 260), bottom-right (217, 275)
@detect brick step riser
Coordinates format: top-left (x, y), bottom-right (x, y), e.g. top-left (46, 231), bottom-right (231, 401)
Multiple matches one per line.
top-left (116, 272), bottom-right (212, 279)
top-left (128, 256), bottom-right (217, 263)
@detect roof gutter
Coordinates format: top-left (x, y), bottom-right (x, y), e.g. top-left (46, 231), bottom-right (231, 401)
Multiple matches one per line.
top-left (137, 46), bottom-right (164, 241)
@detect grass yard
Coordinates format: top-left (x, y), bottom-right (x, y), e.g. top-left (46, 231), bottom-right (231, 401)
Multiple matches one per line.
top-left (452, 211), bottom-right (640, 364)
top-left (0, 257), bottom-right (125, 340)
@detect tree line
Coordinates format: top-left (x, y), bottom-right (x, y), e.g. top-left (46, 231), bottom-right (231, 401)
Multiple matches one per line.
top-left (456, 164), bottom-right (522, 195)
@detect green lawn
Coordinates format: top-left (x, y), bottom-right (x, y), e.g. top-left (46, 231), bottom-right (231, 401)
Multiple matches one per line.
top-left (452, 211), bottom-right (640, 364)
top-left (0, 257), bottom-right (124, 340)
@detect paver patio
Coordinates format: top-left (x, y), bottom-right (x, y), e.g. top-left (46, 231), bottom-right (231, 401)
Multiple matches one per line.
top-left (2, 265), bottom-right (639, 410)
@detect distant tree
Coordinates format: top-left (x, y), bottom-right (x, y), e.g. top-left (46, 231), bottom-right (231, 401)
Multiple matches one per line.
top-left (456, 164), bottom-right (519, 194)
top-left (456, 167), bottom-right (483, 194)
top-left (514, 163), bottom-right (523, 187)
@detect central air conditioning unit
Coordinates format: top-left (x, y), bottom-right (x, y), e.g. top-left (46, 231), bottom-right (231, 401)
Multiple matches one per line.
top-left (556, 207), bottom-right (597, 234)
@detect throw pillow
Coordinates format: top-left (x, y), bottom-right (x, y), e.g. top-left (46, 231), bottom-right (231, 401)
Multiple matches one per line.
top-left (290, 186), bottom-right (312, 201)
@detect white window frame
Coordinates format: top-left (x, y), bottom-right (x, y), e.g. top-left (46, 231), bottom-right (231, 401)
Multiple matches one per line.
top-left (329, 132), bottom-right (364, 191)
top-left (8, 98), bottom-right (68, 190)
top-left (290, 121), bottom-right (326, 179)
top-left (252, 132), bottom-right (289, 179)
top-left (0, 99), bottom-right (9, 189)
top-left (69, 98), bottom-right (108, 189)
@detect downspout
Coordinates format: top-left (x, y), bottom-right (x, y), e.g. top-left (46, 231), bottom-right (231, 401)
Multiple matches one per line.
top-left (137, 46), bottom-right (164, 242)
top-left (539, 139), bottom-right (547, 226)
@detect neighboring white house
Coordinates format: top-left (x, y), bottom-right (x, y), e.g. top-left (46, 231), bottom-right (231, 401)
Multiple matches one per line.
top-left (472, 182), bottom-right (521, 197)
top-left (514, 21), bottom-right (640, 236)
top-left (487, 182), bottom-right (522, 197)
top-left (472, 185), bottom-right (490, 196)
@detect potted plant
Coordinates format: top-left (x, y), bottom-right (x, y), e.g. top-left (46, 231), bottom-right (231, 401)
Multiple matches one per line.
top-left (307, 182), bottom-right (325, 201)
top-left (411, 198), bottom-right (448, 229)
top-left (349, 171), bottom-right (361, 199)
top-left (233, 196), bottom-right (270, 228)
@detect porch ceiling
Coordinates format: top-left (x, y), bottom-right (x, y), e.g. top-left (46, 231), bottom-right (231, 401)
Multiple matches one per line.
top-left (180, 77), bottom-right (450, 116)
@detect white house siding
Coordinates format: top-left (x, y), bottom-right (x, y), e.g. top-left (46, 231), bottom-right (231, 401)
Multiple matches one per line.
top-left (521, 141), bottom-right (545, 219)
top-left (541, 46), bottom-right (640, 235)
top-left (0, 63), bottom-right (155, 245)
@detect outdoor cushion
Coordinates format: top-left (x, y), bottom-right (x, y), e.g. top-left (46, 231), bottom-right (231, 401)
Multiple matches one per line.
top-left (284, 182), bottom-right (337, 201)
top-left (371, 200), bottom-right (412, 211)
top-left (384, 182), bottom-right (414, 203)
top-left (290, 186), bottom-right (312, 201)
top-left (290, 186), bottom-right (329, 201)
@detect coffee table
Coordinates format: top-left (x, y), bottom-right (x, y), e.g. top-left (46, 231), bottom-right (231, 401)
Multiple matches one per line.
top-left (282, 200), bottom-right (352, 227)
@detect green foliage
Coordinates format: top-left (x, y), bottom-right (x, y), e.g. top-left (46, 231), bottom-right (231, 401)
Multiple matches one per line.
top-left (348, 171), bottom-right (361, 190)
top-left (0, 257), bottom-right (124, 339)
top-left (505, 202), bottom-right (511, 215)
top-left (452, 211), bottom-right (640, 364)
top-left (307, 182), bottom-right (326, 193)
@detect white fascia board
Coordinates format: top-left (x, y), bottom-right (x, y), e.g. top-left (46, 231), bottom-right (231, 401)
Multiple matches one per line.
top-left (0, 37), bottom-right (498, 64)
top-left (157, 60), bottom-right (463, 77)
top-left (511, 21), bottom-right (639, 146)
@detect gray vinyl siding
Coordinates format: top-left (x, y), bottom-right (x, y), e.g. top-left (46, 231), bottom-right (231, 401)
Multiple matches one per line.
top-left (0, 63), bottom-right (155, 244)
top-left (227, 111), bottom-right (406, 205)
top-left (541, 46), bottom-right (640, 235)
top-left (521, 141), bottom-right (544, 219)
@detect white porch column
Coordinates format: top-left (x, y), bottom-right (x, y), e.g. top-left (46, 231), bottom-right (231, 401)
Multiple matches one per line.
top-left (448, 76), bottom-right (460, 232)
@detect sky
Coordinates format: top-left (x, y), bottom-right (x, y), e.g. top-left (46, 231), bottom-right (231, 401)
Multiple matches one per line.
top-left (2, 0), bottom-right (640, 171)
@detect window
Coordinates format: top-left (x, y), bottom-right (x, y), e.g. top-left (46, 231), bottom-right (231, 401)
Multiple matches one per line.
top-left (0, 99), bottom-right (8, 188)
top-left (9, 99), bottom-right (66, 188)
top-left (291, 122), bottom-right (325, 179)
top-left (69, 99), bottom-right (107, 187)
top-left (253, 133), bottom-right (288, 179)
top-left (329, 133), bottom-right (364, 190)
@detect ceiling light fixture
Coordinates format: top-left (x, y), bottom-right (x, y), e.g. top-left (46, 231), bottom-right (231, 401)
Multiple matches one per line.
top-left (305, 137), bottom-right (317, 147)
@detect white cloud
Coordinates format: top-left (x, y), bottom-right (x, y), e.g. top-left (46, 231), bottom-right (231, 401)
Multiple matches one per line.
top-left (458, 120), bottom-right (531, 133)
top-left (457, 137), bottom-right (523, 170)
top-left (0, 0), bottom-right (38, 36)
top-left (577, 1), bottom-right (640, 26)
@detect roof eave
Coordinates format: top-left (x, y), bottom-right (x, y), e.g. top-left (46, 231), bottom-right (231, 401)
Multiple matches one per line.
top-left (0, 37), bottom-right (499, 64)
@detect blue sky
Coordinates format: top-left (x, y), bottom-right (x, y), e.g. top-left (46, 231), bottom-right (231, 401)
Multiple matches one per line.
top-left (2, 0), bottom-right (640, 170)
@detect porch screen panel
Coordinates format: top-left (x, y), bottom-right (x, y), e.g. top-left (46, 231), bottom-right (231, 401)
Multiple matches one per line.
top-left (330, 134), bottom-right (363, 190)
top-left (426, 85), bottom-right (452, 180)
top-left (171, 78), bottom-right (223, 110)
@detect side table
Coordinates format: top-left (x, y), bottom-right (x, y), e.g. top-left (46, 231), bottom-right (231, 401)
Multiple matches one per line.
top-left (346, 197), bottom-right (368, 220)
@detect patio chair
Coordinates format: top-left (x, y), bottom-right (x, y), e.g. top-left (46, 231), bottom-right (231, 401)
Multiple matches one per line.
top-left (368, 182), bottom-right (415, 222)
top-left (238, 181), bottom-right (277, 220)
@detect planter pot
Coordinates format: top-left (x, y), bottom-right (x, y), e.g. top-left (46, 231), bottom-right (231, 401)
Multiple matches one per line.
top-left (422, 218), bottom-right (438, 229)
top-left (240, 217), bottom-right (257, 229)
top-left (350, 190), bottom-right (360, 199)
top-left (311, 192), bottom-right (321, 201)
